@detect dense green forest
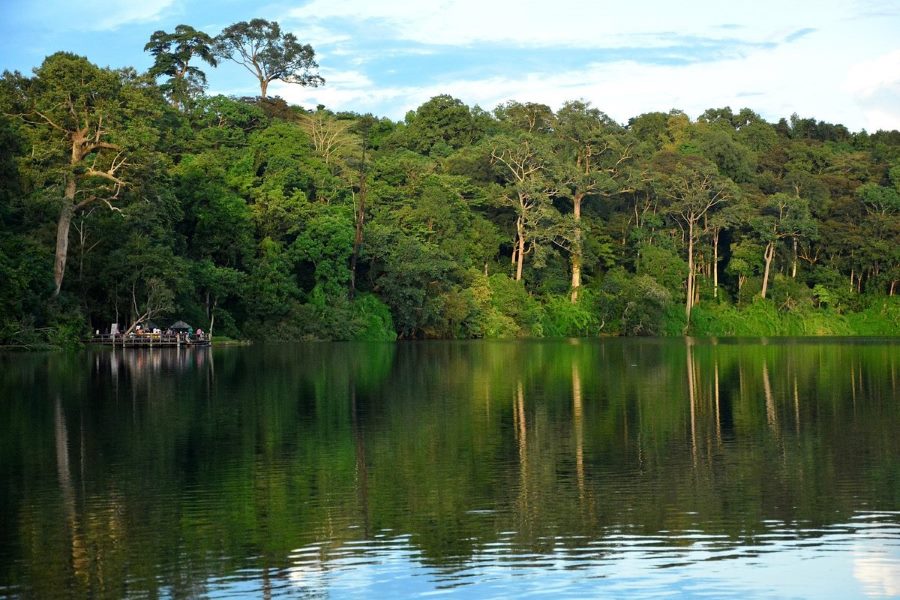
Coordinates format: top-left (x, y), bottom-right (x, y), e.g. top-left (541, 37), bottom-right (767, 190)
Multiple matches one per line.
top-left (1, 20), bottom-right (898, 346)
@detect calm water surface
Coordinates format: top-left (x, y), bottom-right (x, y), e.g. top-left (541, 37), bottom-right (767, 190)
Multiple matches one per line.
top-left (1, 338), bottom-right (898, 598)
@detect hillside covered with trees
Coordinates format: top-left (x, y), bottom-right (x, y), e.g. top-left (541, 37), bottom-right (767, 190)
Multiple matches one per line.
top-left (1, 20), bottom-right (898, 346)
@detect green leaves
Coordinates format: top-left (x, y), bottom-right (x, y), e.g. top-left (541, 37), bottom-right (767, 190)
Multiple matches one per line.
top-left (401, 95), bottom-right (485, 156)
top-left (145, 25), bottom-right (217, 108)
top-left (2, 38), bottom-right (898, 342)
top-left (215, 19), bottom-right (323, 97)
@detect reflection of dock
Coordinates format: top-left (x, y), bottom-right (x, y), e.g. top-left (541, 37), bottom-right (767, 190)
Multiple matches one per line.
top-left (89, 334), bottom-right (210, 348)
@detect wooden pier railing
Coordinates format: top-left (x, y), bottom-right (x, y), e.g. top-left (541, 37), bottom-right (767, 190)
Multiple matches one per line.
top-left (90, 333), bottom-right (210, 348)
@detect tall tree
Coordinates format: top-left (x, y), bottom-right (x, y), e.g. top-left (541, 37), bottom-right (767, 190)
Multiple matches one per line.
top-left (2, 53), bottom-right (160, 297)
top-left (753, 192), bottom-right (816, 299)
top-left (654, 153), bottom-right (735, 326)
top-left (555, 101), bottom-right (635, 302)
top-left (215, 19), bottom-right (323, 98)
top-left (402, 95), bottom-right (484, 156)
top-left (349, 115), bottom-right (376, 298)
top-left (144, 25), bottom-right (218, 108)
top-left (297, 110), bottom-right (357, 167)
top-left (490, 134), bottom-right (559, 282)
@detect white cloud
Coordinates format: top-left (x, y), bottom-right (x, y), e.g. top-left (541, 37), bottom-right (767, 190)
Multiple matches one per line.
top-left (27, 0), bottom-right (177, 31)
top-left (844, 49), bottom-right (900, 131)
top-left (94, 1), bottom-right (174, 30)
top-left (286, 0), bottom-right (850, 48)
top-left (271, 31), bottom-right (898, 130)
top-left (267, 0), bottom-right (900, 130)
top-left (845, 49), bottom-right (900, 99)
top-left (281, 23), bottom-right (352, 49)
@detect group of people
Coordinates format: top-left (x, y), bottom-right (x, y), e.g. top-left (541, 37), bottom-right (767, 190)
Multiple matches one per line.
top-left (97, 324), bottom-right (208, 341)
top-left (133, 325), bottom-right (207, 340)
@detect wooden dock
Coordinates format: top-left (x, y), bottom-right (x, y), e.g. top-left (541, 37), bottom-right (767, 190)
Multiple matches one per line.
top-left (89, 334), bottom-right (210, 348)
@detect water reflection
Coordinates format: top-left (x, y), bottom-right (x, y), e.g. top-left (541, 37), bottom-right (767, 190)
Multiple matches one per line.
top-left (0, 339), bottom-right (898, 598)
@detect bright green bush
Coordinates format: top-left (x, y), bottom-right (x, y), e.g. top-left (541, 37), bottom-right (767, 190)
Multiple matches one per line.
top-left (846, 297), bottom-right (900, 336)
top-left (468, 273), bottom-right (544, 338)
top-left (541, 291), bottom-right (600, 337)
top-left (350, 293), bottom-right (397, 341)
top-left (597, 269), bottom-right (674, 336)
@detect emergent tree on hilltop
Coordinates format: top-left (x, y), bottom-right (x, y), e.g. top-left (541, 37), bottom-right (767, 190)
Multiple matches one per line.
top-left (215, 19), bottom-right (324, 98)
top-left (144, 25), bottom-right (218, 108)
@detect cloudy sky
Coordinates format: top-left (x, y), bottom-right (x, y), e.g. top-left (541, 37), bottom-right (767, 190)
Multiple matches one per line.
top-left (1, 0), bottom-right (899, 130)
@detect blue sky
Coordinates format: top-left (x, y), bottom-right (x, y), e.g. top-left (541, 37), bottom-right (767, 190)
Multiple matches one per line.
top-left (2, 0), bottom-right (899, 131)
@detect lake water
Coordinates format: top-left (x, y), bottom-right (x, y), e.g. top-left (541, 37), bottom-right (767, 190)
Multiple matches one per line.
top-left (1, 338), bottom-right (898, 599)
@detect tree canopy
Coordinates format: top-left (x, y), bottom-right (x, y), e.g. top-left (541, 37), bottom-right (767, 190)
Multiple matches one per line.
top-left (1, 28), bottom-right (898, 347)
top-left (214, 19), bottom-right (323, 98)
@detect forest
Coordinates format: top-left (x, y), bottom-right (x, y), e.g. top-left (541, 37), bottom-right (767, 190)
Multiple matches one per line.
top-left (1, 20), bottom-right (898, 346)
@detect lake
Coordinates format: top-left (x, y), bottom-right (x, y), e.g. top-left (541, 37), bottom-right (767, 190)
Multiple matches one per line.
top-left (1, 338), bottom-right (898, 598)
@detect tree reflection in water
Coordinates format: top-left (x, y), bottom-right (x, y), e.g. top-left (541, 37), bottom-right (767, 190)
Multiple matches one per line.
top-left (0, 339), bottom-right (897, 598)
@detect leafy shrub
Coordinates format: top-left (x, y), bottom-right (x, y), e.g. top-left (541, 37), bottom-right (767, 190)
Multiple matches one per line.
top-left (637, 244), bottom-right (687, 294)
top-left (541, 291), bottom-right (600, 337)
top-left (350, 293), bottom-right (397, 341)
top-left (846, 297), bottom-right (900, 335)
top-left (597, 269), bottom-right (674, 335)
top-left (468, 273), bottom-right (544, 338)
top-left (689, 298), bottom-right (859, 336)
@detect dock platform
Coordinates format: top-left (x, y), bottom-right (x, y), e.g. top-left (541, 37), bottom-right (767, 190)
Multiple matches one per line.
top-left (89, 334), bottom-right (210, 348)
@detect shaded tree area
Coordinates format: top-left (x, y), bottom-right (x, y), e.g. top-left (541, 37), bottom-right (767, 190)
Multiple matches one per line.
top-left (1, 42), bottom-right (898, 346)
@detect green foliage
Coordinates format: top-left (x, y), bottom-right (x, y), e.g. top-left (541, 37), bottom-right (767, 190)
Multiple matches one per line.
top-left (290, 204), bottom-right (354, 297)
top-left (597, 269), bottom-right (674, 336)
top-left (350, 293), bottom-right (397, 341)
top-left (687, 299), bottom-right (871, 336)
top-left (637, 245), bottom-right (688, 294)
top-left (244, 237), bottom-right (300, 328)
top-left (144, 25), bottom-right (217, 107)
top-left (214, 19), bottom-right (323, 97)
top-left (466, 274), bottom-right (544, 338)
top-left (846, 297), bottom-right (900, 336)
top-left (1, 44), bottom-right (898, 344)
top-left (541, 292), bottom-right (600, 337)
top-left (401, 95), bottom-right (485, 156)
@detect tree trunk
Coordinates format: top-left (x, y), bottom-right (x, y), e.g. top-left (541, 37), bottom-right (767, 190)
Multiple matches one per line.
top-left (713, 229), bottom-right (719, 299)
top-left (53, 179), bottom-right (77, 297)
top-left (570, 255), bottom-right (582, 303)
top-left (791, 237), bottom-right (798, 278)
top-left (685, 219), bottom-right (694, 326)
top-left (349, 145), bottom-right (368, 299)
top-left (515, 216), bottom-right (525, 282)
top-left (209, 297), bottom-right (217, 338)
top-left (761, 242), bottom-right (775, 299)
top-left (570, 193), bottom-right (583, 303)
top-left (259, 78), bottom-right (268, 99)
